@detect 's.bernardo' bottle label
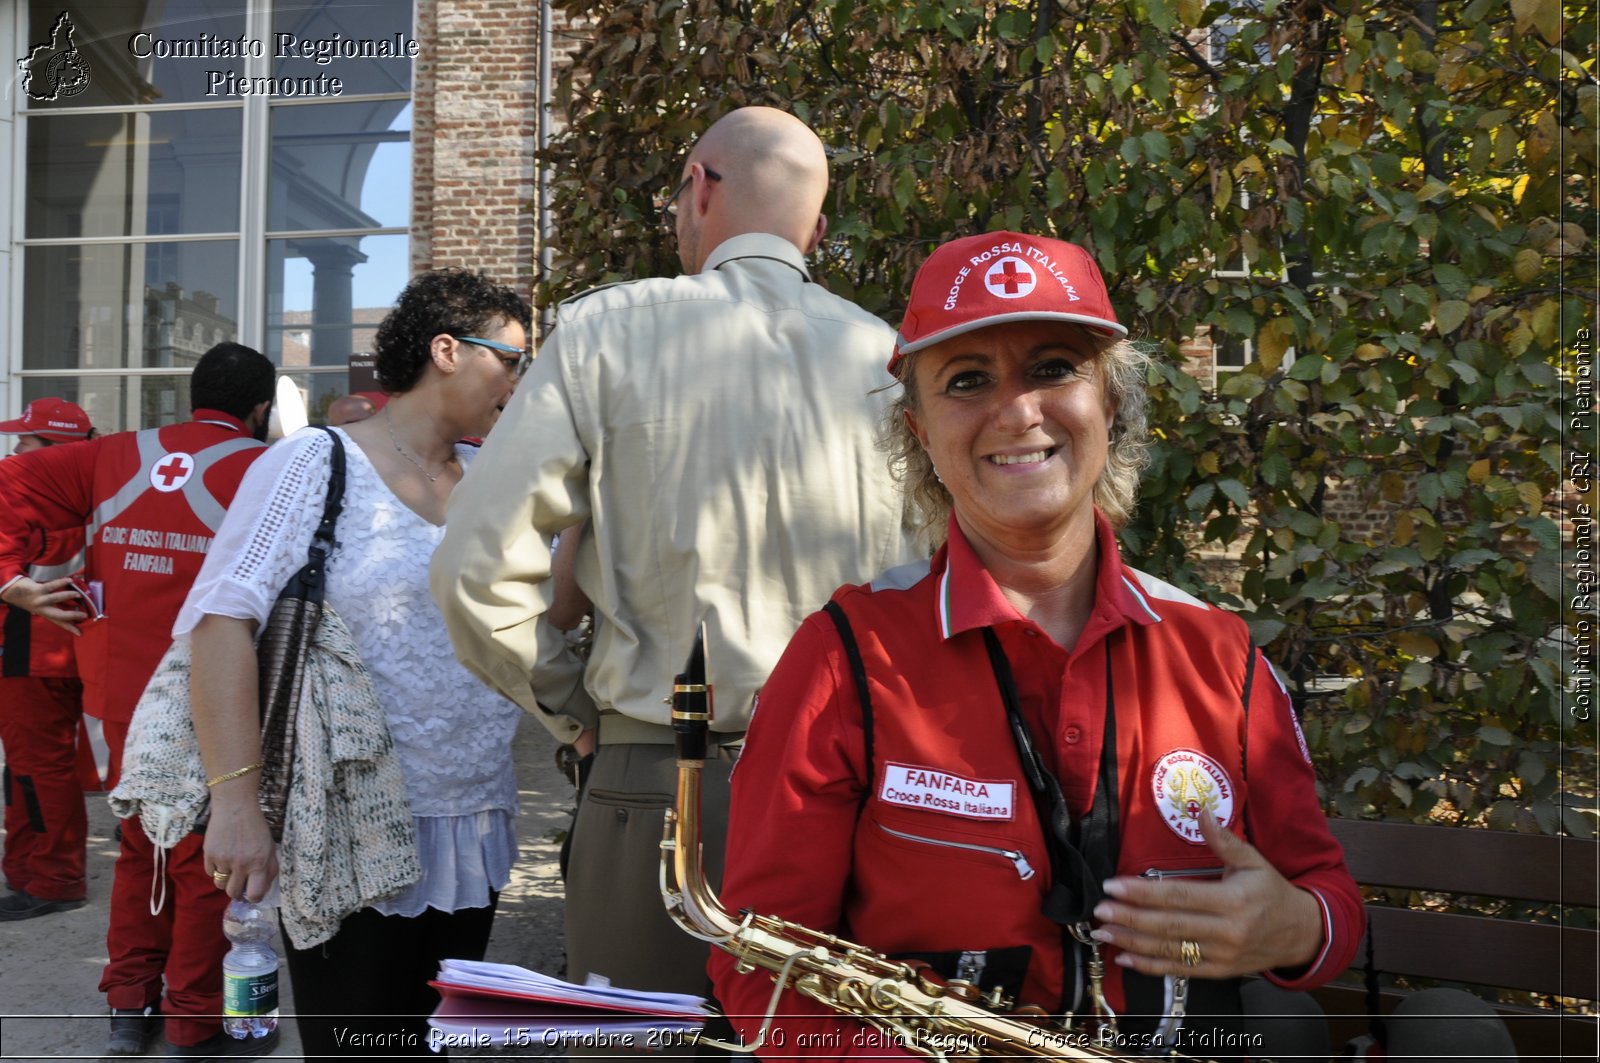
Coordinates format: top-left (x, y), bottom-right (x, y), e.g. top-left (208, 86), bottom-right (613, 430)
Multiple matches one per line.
top-left (223, 971), bottom-right (279, 1016)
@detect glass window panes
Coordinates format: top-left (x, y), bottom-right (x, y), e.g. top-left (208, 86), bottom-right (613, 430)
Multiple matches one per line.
top-left (21, 374), bottom-right (193, 436)
top-left (265, 233), bottom-right (407, 368)
top-left (22, 1), bottom-right (249, 109)
top-left (1215, 334), bottom-right (1252, 369)
top-left (23, 242), bottom-right (240, 372)
top-left (272, 0), bottom-right (415, 97)
top-left (17, 1), bottom-right (414, 438)
top-left (268, 102), bottom-right (411, 231)
top-left (26, 109), bottom-right (243, 238)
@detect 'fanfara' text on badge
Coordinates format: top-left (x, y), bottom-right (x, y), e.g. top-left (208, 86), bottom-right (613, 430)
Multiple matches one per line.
top-left (880, 763), bottom-right (1015, 821)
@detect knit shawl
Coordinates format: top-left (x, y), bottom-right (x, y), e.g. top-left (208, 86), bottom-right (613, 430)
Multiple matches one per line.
top-left (110, 605), bottom-right (420, 948)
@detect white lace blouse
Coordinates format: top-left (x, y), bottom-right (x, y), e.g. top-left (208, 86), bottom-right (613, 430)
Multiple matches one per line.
top-left (175, 426), bottom-right (521, 917)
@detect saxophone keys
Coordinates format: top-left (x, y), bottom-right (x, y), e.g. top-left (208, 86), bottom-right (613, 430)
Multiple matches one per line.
top-left (943, 978), bottom-right (982, 1003)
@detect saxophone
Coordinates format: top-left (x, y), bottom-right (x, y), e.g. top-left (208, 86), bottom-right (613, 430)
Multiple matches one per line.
top-left (659, 627), bottom-right (1208, 1061)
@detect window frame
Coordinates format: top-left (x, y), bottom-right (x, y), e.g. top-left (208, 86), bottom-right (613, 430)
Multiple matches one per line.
top-left (7, 1), bottom-right (412, 432)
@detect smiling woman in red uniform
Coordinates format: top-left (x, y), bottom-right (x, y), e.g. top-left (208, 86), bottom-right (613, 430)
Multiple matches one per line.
top-left (711, 232), bottom-right (1364, 1060)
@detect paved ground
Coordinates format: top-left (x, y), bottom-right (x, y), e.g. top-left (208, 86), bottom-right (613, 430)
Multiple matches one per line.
top-left (0, 720), bottom-right (576, 1061)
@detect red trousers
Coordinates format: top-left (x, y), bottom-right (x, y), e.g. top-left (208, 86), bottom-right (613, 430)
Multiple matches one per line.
top-left (0, 676), bottom-right (88, 900)
top-left (98, 818), bottom-right (230, 1048)
top-left (100, 717), bottom-right (128, 794)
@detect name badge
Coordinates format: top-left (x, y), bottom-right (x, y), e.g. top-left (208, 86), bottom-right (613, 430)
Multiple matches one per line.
top-left (880, 762), bottom-right (1015, 821)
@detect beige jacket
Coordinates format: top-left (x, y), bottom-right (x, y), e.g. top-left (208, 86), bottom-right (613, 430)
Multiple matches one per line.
top-left (431, 234), bottom-right (921, 742)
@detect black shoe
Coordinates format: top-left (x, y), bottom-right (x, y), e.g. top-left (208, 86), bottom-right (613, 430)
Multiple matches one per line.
top-left (0, 888), bottom-right (86, 921)
top-left (167, 1026), bottom-right (279, 1061)
top-left (107, 1005), bottom-right (161, 1056)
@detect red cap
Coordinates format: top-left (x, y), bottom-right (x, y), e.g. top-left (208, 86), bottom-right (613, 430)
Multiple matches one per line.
top-left (0, 397), bottom-right (93, 441)
top-left (890, 232), bottom-right (1127, 376)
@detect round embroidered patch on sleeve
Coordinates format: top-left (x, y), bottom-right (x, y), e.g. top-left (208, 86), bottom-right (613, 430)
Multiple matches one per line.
top-left (1151, 749), bottom-right (1236, 844)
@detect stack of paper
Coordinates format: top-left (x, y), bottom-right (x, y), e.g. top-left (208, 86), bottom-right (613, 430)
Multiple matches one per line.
top-left (426, 959), bottom-right (710, 1054)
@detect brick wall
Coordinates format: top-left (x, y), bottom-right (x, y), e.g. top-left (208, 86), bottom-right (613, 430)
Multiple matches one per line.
top-left (412, 0), bottom-right (542, 300)
top-left (1178, 331), bottom-right (1215, 388)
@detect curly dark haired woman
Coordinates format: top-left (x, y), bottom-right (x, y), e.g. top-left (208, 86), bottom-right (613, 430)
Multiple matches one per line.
top-left (182, 269), bottom-right (532, 1058)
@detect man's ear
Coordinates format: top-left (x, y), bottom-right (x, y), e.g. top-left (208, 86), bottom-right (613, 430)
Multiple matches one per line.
top-left (804, 213), bottom-right (828, 256)
top-left (248, 399), bottom-right (273, 433)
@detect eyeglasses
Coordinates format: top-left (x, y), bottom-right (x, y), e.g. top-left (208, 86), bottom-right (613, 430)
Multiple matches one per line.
top-left (657, 166), bottom-right (722, 222)
top-left (454, 335), bottom-right (531, 378)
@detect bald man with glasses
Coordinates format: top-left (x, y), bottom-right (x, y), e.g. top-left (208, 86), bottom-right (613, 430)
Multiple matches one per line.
top-left (432, 106), bottom-right (919, 1003)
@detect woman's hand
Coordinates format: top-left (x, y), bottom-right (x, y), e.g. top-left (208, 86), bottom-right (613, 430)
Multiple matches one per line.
top-left (0, 575), bottom-right (86, 633)
top-left (203, 787), bottom-right (279, 902)
top-left (1089, 810), bottom-right (1323, 979)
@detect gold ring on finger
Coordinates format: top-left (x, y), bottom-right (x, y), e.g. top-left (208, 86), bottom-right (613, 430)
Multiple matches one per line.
top-left (212, 870), bottom-right (230, 887)
top-left (1180, 939), bottom-right (1203, 967)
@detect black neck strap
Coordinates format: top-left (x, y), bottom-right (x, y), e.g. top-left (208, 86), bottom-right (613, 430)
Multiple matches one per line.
top-left (982, 626), bottom-right (1120, 927)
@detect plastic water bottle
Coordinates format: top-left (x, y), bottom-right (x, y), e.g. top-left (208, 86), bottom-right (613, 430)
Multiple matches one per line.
top-left (221, 898), bottom-right (279, 1039)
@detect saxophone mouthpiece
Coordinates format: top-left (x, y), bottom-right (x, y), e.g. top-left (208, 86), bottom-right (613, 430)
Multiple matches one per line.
top-left (672, 621), bottom-right (713, 761)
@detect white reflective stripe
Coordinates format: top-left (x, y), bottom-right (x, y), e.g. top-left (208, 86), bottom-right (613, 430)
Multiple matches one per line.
top-left (1127, 567), bottom-right (1210, 612)
top-left (29, 547), bottom-right (86, 582)
top-left (88, 431), bottom-right (262, 543)
top-left (1120, 574), bottom-right (1163, 623)
top-left (870, 557), bottom-right (931, 593)
top-left (1265, 657), bottom-right (1289, 696)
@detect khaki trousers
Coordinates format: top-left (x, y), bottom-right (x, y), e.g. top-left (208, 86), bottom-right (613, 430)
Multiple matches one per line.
top-left (564, 741), bottom-right (735, 997)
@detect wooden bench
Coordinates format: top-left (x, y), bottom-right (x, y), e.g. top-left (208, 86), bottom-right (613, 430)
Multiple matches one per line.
top-left (1315, 818), bottom-right (1599, 1061)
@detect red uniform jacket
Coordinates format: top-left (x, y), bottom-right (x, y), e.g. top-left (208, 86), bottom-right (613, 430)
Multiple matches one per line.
top-left (713, 513), bottom-right (1362, 1057)
top-left (0, 413), bottom-right (266, 722)
top-left (0, 526), bottom-right (85, 679)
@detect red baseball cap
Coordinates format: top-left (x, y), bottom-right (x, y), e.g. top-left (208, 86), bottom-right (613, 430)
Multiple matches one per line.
top-left (890, 232), bottom-right (1127, 376)
top-left (0, 397), bottom-right (93, 442)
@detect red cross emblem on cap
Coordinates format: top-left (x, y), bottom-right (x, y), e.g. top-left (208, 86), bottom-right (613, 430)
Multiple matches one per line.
top-left (149, 452), bottom-right (196, 493)
top-left (984, 256), bottom-right (1036, 300)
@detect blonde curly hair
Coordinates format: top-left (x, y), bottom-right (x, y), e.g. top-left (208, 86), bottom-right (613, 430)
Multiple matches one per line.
top-left (882, 337), bottom-right (1153, 545)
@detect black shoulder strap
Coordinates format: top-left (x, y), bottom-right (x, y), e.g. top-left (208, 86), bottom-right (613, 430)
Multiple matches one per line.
top-left (822, 600), bottom-right (875, 795)
top-left (310, 426), bottom-right (346, 549)
top-left (280, 428), bottom-right (346, 607)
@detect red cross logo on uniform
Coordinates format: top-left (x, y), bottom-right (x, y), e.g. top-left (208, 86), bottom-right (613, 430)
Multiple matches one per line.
top-left (149, 452), bottom-right (196, 493)
top-left (984, 256), bottom-right (1036, 300)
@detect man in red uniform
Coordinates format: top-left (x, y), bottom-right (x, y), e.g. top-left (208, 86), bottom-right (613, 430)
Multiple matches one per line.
top-left (0, 344), bottom-right (277, 1060)
top-left (0, 398), bottom-right (95, 922)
